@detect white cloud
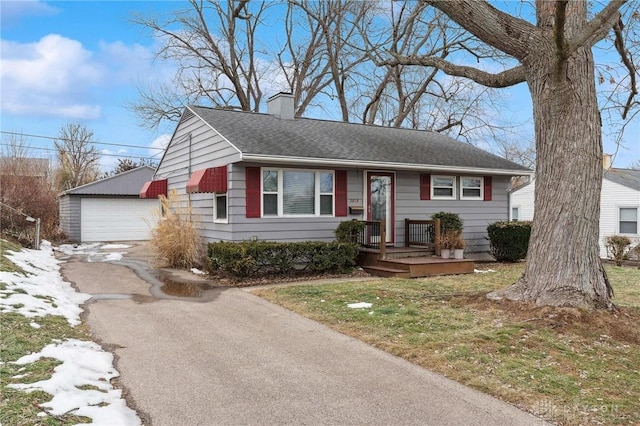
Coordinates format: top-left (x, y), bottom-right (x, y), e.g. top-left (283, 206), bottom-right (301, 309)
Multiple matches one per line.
top-left (0, 0), bottom-right (59, 27)
top-left (148, 134), bottom-right (170, 157)
top-left (1, 34), bottom-right (104, 119)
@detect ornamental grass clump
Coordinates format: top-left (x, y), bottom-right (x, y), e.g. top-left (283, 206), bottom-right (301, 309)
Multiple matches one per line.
top-left (150, 190), bottom-right (203, 269)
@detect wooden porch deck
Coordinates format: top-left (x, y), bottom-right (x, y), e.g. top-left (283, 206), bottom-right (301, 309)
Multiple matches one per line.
top-left (357, 247), bottom-right (475, 278)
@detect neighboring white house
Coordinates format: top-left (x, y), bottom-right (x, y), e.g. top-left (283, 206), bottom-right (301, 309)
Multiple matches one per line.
top-left (509, 167), bottom-right (640, 258)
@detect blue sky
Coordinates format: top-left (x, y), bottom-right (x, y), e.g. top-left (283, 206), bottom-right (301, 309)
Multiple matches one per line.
top-left (1, 0), bottom-right (638, 171)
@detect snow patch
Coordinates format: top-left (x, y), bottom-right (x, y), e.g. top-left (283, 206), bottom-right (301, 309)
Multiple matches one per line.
top-left (30, 322), bottom-right (41, 329)
top-left (347, 302), bottom-right (373, 309)
top-left (87, 252), bottom-right (126, 262)
top-left (0, 244), bottom-right (90, 326)
top-left (190, 268), bottom-right (206, 275)
top-left (101, 244), bottom-right (132, 250)
top-left (10, 339), bottom-right (141, 425)
top-left (474, 269), bottom-right (496, 274)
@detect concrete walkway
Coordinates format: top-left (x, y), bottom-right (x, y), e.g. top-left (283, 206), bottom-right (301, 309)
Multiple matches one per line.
top-left (61, 243), bottom-right (546, 426)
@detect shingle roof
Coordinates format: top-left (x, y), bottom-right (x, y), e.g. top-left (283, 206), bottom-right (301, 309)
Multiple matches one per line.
top-left (604, 168), bottom-right (640, 191)
top-left (190, 106), bottom-right (530, 173)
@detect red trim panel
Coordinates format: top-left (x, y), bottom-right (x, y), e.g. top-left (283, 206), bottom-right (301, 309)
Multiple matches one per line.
top-left (420, 173), bottom-right (431, 200)
top-left (186, 166), bottom-right (228, 193)
top-left (335, 170), bottom-right (348, 217)
top-left (484, 176), bottom-right (493, 201)
top-left (245, 166), bottom-right (261, 218)
top-left (139, 179), bottom-right (168, 198)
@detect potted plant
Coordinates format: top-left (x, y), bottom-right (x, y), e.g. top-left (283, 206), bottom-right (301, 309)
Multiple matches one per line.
top-left (451, 233), bottom-right (466, 259)
top-left (440, 231), bottom-right (457, 259)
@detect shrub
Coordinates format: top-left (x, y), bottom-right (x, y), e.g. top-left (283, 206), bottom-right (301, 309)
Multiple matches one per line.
top-left (431, 211), bottom-right (463, 234)
top-left (487, 221), bottom-right (532, 262)
top-left (335, 220), bottom-right (365, 244)
top-left (605, 235), bottom-right (632, 266)
top-left (208, 240), bottom-right (359, 279)
top-left (150, 191), bottom-right (203, 269)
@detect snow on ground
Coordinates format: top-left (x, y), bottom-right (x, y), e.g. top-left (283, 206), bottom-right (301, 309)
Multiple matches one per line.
top-left (55, 243), bottom-right (102, 256)
top-left (9, 339), bottom-right (141, 425)
top-left (0, 241), bottom-right (89, 326)
top-left (190, 268), bottom-right (206, 275)
top-left (87, 252), bottom-right (126, 262)
top-left (101, 244), bottom-right (132, 250)
top-left (474, 269), bottom-right (496, 274)
top-left (1, 240), bottom-right (141, 425)
top-left (56, 243), bottom-right (127, 263)
top-left (347, 302), bottom-right (373, 309)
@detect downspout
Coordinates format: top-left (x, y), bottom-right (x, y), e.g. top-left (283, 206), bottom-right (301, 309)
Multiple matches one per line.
top-left (188, 133), bottom-right (192, 221)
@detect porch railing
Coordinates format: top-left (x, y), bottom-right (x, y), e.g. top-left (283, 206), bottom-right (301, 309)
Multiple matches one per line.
top-left (404, 218), bottom-right (441, 255)
top-left (357, 220), bottom-right (387, 259)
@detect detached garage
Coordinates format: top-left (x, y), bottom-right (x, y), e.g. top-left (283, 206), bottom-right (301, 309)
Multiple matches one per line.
top-left (59, 166), bottom-right (163, 242)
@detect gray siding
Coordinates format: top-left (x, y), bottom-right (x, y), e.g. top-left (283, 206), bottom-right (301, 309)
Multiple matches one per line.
top-left (59, 195), bottom-right (81, 242)
top-left (224, 164), bottom-right (360, 243)
top-left (63, 166), bottom-right (155, 195)
top-left (156, 114), bottom-right (511, 251)
top-left (394, 172), bottom-right (510, 252)
top-left (155, 111), bottom-right (241, 242)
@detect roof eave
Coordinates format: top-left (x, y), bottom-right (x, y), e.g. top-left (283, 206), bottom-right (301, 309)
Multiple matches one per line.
top-left (240, 154), bottom-right (532, 176)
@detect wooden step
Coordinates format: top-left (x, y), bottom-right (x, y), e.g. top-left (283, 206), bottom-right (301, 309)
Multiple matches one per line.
top-left (362, 265), bottom-right (411, 278)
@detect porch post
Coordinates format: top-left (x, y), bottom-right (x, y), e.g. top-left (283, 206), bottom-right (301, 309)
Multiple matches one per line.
top-left (404, 218), bottom-right (410, 247)
top-left (434, 218), bottom-right (441, 256)
top-left (379, 220), bottom-right (387, 260)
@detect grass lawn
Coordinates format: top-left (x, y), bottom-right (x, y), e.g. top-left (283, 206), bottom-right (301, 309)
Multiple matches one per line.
top-left (0, 240), bottom-right (92, 426)
top-left (255, 263), bottom-right (640, 426)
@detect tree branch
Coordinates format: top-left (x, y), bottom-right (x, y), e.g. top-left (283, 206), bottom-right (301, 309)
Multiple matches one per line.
top-left (613, 16), bottom-right (638, 119)
top-left (565, 0), bottom-right (627, 54)
top-left (425, 0), bottom-right (537, 60)
top-left (379, 54), bottom-right (527, 88)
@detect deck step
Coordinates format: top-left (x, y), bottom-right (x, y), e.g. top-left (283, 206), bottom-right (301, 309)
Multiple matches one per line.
top-left (362, 265), bottom-right (411, 278)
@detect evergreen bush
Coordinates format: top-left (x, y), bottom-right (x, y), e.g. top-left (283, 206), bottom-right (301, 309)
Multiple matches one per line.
top-left (486, 221), bottom-right (532, 262)
top-left (431, 211), bottom-right (463, 234)
top-left (208, 240), bottom-right (359, 279)
top-left (335, 220), bottom-right (366, 244)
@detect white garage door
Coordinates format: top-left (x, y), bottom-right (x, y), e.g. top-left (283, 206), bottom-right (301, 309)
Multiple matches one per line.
top-left (81, 198), bottom-right (160, 242)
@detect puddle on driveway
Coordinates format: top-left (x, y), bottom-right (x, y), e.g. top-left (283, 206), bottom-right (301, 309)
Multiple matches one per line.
top-left (160, 279), bottom-right (215, 298)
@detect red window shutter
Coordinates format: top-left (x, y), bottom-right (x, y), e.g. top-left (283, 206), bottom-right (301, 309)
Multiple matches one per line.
top-left (420, 173), bottom-right (431, 200)
top-left (335, 170), bottom-right (348, 217)
top-left (484, 176), bottom-right (492, 201)
top-left (245, 167), bottom-right (261, 218)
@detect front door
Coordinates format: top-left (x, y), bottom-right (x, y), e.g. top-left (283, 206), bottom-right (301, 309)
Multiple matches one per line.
top-left (367, 172), bottom-right (394, 245)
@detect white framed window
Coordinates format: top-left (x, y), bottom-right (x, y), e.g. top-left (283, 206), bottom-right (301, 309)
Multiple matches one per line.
top-left (460, 176), bottom-right (483, 200)
top-left (431, 175), bottom-right (456, 200)
top-left (619, 207), bottom-right (638, 234)
top-left (261, 169), bottom-right (334, 217)
top-left (214, 193), bottom-right (228, 223)
top-left (511, 207), bottom-right (519, 222)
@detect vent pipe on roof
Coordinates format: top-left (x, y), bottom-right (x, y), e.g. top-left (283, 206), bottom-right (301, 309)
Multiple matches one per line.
top-left (267, 92), bottom-right (295, 120)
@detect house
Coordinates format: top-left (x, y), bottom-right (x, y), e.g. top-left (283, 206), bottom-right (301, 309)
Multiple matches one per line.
top-left (60, 166), bottom-right (160, 242)
top-left (141, 92), bottom-right (531, 253)
top-left (509, 165), bottom-right (640, 258)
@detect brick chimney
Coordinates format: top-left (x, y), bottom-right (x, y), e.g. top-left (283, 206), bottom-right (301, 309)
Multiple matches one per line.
top-left (267, 92), bottom-right (294, 120)
top-left (603, 153), bottom-right (613, 170)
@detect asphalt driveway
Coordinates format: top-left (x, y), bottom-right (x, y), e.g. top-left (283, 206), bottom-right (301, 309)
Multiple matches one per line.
top-left (60, 243), bottom-right (545, 426)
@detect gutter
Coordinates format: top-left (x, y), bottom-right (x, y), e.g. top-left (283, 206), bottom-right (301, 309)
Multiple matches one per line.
top-left (240, 153), bottom-right (533, 177)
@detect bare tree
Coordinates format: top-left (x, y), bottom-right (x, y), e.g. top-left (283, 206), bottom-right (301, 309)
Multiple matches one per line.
top-left (130, 0), bottom-right (271, 128)
top-left (385, 1), bottom-right (638, 309)
top-left (282, 0), bottom-right (374, 121)
top-left (1, 133), bottom-right (59, 243)
top-left (54, 124), bottom-right (100, 191)
top-left (102, 158), bottom-right (157, 178)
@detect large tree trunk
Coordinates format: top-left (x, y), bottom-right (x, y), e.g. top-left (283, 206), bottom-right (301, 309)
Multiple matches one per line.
top-left (488, 2), bottom-right (614, 309)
